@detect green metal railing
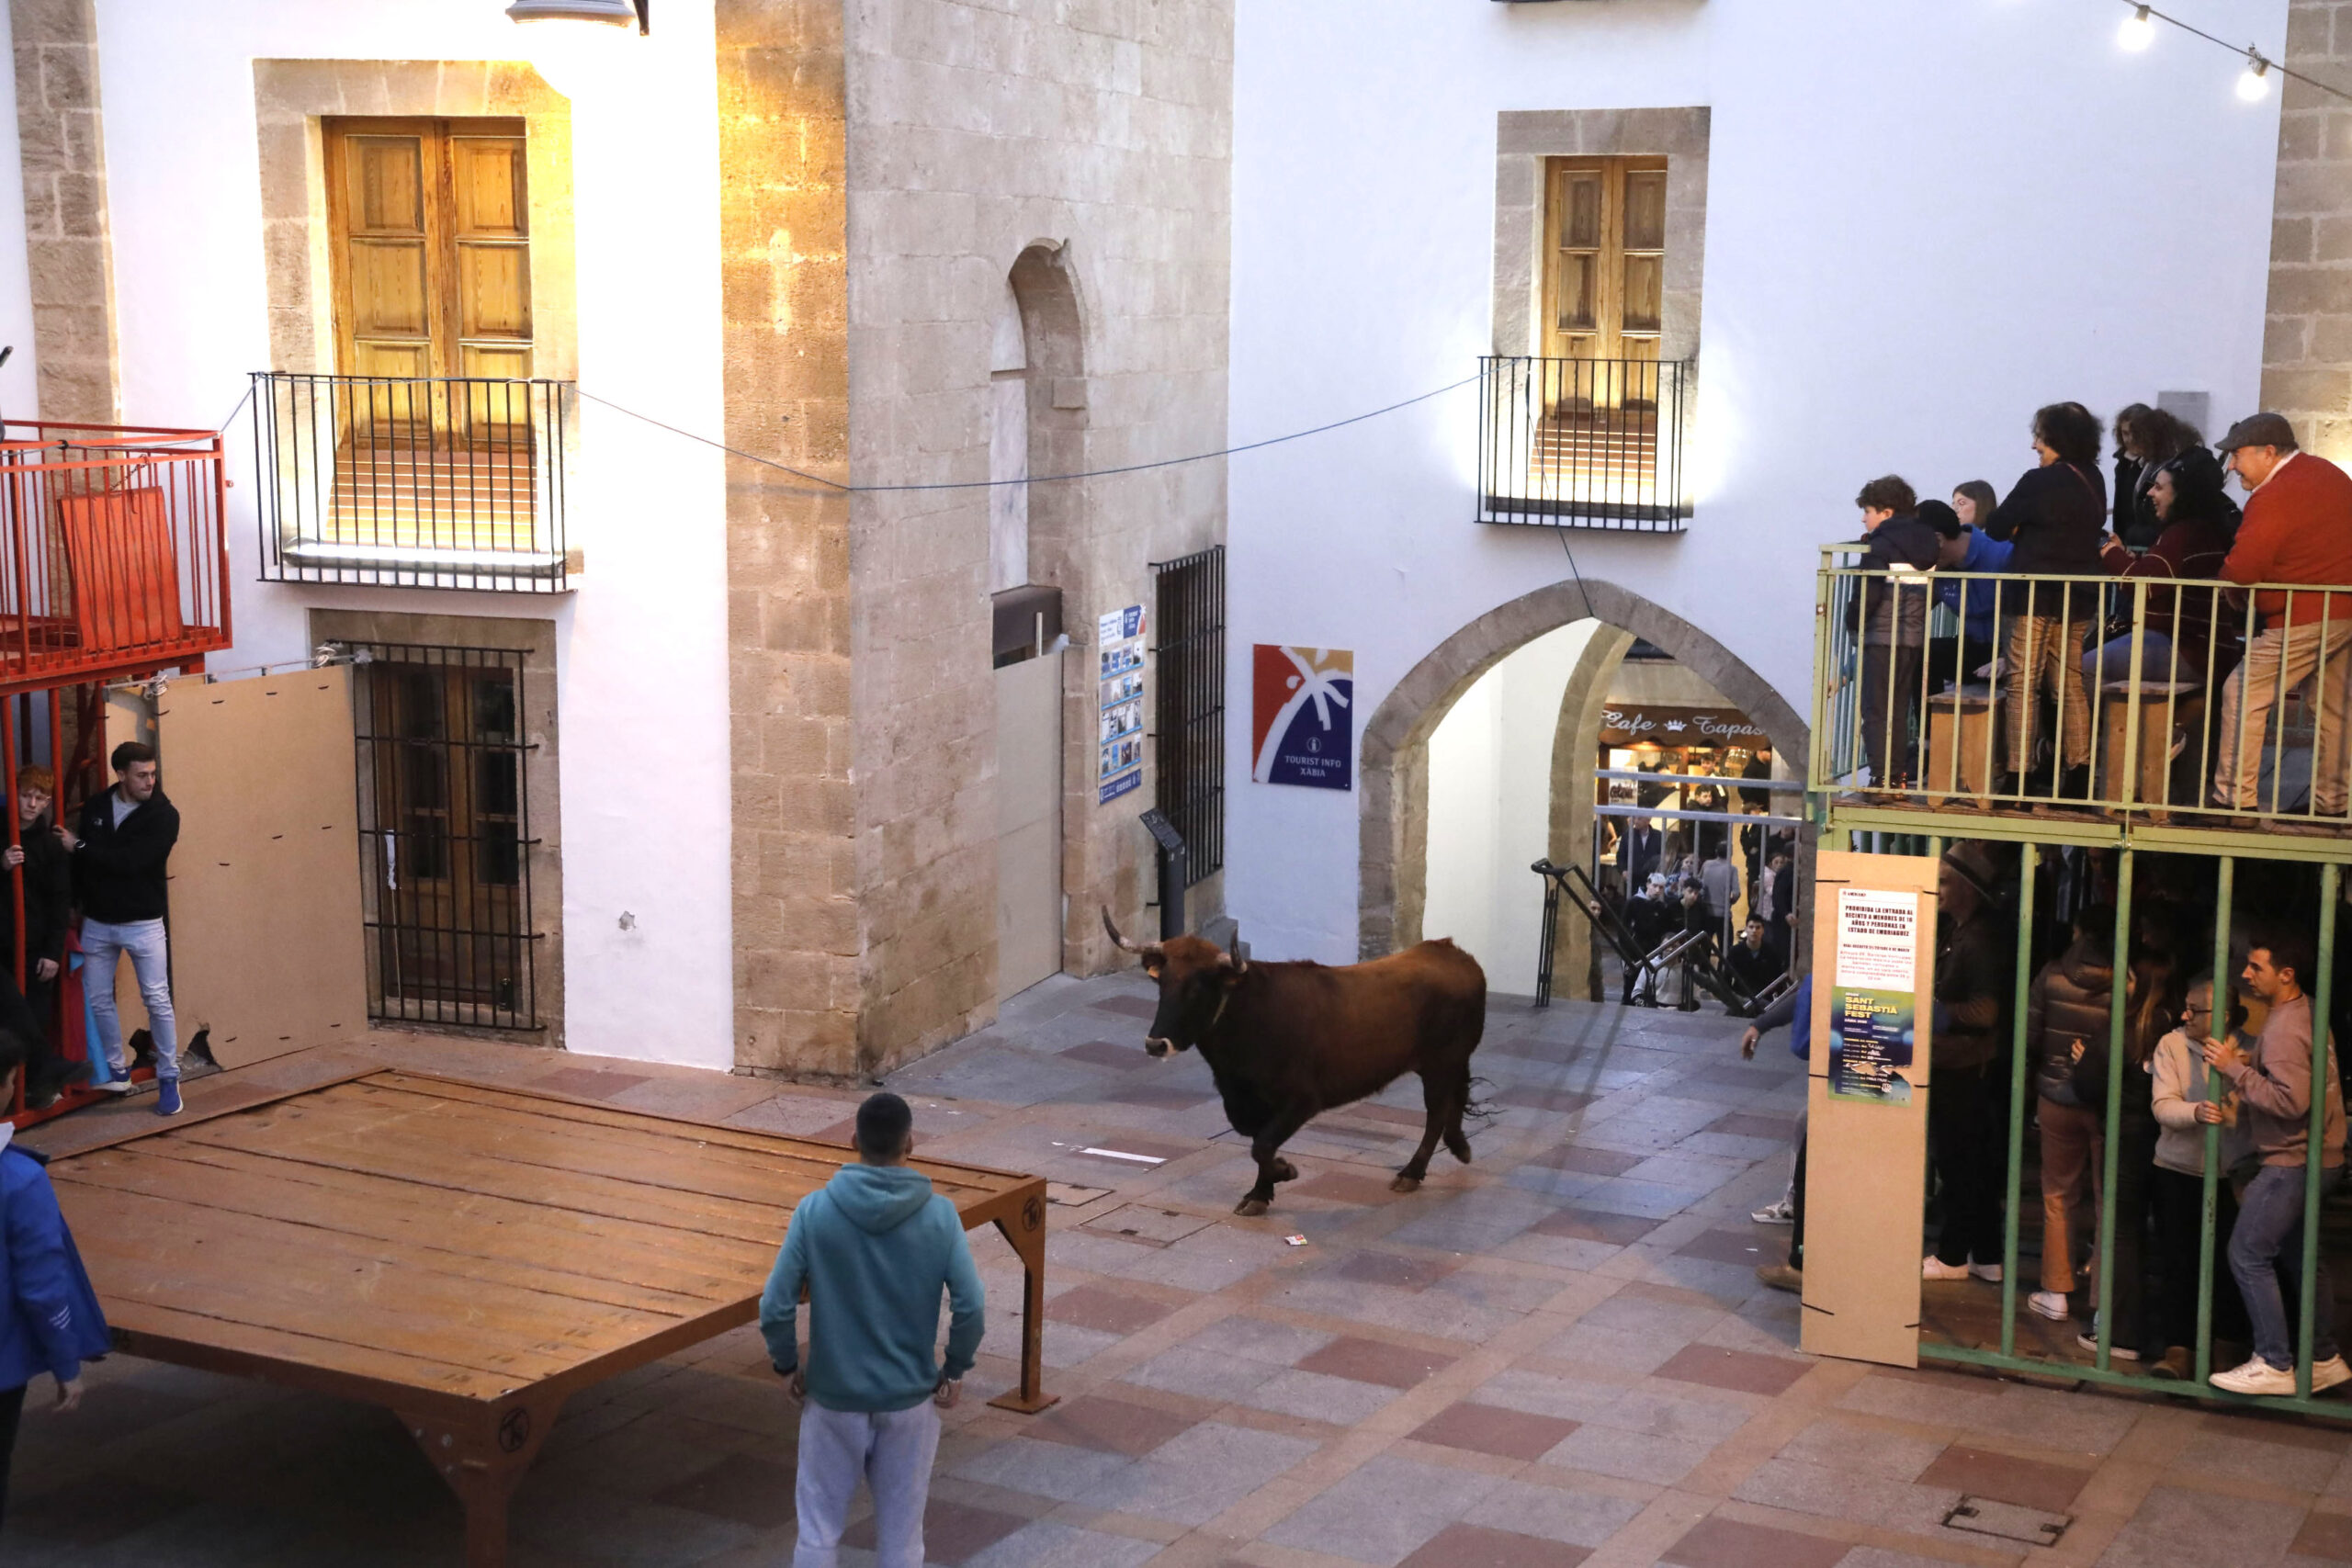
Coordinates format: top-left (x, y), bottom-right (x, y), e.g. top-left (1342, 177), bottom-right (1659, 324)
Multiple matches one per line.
top-left (1813, 550), bottom-right (2352, 834)
top-left (1811, 554), bottom-right (2352, 1412)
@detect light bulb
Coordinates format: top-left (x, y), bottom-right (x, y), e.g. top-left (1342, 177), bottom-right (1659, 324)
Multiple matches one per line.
top-left (2119, 6), bottom-right (2154, 51)
top-left (2239, 51), bottom-right (2272, 102)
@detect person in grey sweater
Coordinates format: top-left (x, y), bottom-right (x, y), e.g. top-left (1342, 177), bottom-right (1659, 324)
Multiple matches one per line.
top-left (2202, 931), bottom-right (2349, 1396)
top-left (2145, 976), bottom-right (2253, 1380)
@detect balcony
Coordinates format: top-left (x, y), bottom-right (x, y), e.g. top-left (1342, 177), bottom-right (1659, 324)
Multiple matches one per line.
top-left (254, 373), bottom-right (572, 593)
top-left (1476, 355), bottom-right (1691, 532)
top-left (1812, 550), bottom-right (2352, 853)
top-left (0, 421), bottom-right (230, 696)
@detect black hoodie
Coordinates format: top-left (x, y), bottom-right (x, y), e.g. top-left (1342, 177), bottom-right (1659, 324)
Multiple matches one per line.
top-left (72, 786), bottom-right (178, 925)
top-left (1848, 513), bottom-right (1942, 647)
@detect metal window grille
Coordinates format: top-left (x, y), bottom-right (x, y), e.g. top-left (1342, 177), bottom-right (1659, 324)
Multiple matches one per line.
top-left (1151, 546), bottom-right (1225, 885)
top-left (1476, 355), bottom-right (1691, 531)
top-left (342, 642), bottom-right (538, 1029)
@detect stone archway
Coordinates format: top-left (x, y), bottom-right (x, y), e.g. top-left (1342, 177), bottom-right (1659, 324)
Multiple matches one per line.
top-left (1359, 579), bottom-right (1810, 961)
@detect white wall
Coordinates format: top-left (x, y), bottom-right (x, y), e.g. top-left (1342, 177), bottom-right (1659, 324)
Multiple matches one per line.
top-left (1422, 619), bottom-right (1596, 997)
top-left (90, 2), bottom-right (734, 1067)
top-left (1227, 0), bottom-right (2285, 961)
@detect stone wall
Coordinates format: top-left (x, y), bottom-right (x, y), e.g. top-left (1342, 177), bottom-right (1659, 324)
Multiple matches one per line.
top-left (719, 0), bottom-right (862, 1077)
top-left (11, 0), bottom-right (115, 422)
top-left (842, 0), bottom-right (1234, 1070)
top-left (2266, 2), bottom-right (2352, 457)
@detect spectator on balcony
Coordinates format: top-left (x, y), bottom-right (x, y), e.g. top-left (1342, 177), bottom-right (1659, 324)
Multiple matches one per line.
top-left (2027, 902), bottom-right (2117, 1323)
top-left (2210, 412), bottom-right (2352, 828)
top-left (0, 769), bottom-right (82, 1110)
top-left (2092, 446), bottom-right (2240, 688)
top-left (2113, 404), bottom-right (2218, 550)
top-left (1986, 402), bottom-right (2108, 805)
top-left (1922, 843), bottom-right (2010, 1289)
top-left (58, 742), bottom-right (182, 1118)
top-left (2203, 928), bottom-right (2350, 1396)
top-left (1929, 491), bottom-right (2013, 694)
top-left (2147, 975), bottom-right (2253, 1382)
top-left (1848, 475), bottom-right (1940, 792)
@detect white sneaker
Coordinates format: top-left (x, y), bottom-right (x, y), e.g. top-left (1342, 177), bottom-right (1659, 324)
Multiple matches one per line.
top-left (2211, 1357), bottom-right (2300, 1396)
top-left (1751, 1198), bottom-right (1795, 1225)
top-left (1969, 1261), bottom-right (2004, 1283)
top-left (1922, 1256), bottom-right (1972, 1281)
top-left (2029, 1291), bottom-right (2071, 1321)
top-left (97, 1077), bottom-right (134, 1095)
top-left (2313, 1355), bottom-right (2352, 1393)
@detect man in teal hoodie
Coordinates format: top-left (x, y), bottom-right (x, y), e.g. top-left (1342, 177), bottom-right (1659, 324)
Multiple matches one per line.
top-left (760, 1091), bottom-right (985, 1568)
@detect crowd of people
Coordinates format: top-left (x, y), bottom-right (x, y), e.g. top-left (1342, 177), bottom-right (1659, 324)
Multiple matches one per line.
top-left (1752, 840), bottom-right (2348, 1398)
top-left (1846, 402), bottom-right (2352, 824)
top-left (1606, 816), bottom-right (1799, 1010)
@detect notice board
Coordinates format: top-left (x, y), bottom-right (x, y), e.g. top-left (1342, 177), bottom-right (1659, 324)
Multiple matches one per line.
top-left (107, 669), bottom-right (368, 1068)
top-left (1800, 849), bottom-right (1938, 1367)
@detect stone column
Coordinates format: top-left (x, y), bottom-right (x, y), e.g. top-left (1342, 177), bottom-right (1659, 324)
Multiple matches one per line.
top-left (718, 0), bottom-right (858, 1077)
top-left (10, 0), bottom-right (117, 423)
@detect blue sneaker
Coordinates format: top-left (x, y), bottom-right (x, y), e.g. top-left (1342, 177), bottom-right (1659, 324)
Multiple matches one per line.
top-left (154, 1078), bottom-right (183, 1117)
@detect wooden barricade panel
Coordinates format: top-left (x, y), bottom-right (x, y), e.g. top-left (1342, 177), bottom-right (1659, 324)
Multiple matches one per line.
top-left (1800, 849), bottom-right (1939, 1367)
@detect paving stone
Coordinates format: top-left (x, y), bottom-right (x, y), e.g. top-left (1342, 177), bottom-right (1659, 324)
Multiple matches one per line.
top-left (959, 1519), bottom-right (1162, 1568)
top-left (1677, 1226), bottom-right (1783, 1267)
top-left (1663, 1514), bottom-right (1854, 1568)
top-left (1915, 1442), bottom-right (2092, 1514)
top-left (1094, 1419), bottom-right (1320, 1524)
top-left (1654, 1343), bottom-right (1814, 1395)
top-left (1059, 1040), bottom-right (1145, 1070)
top-left (1409, 1401), bottom-right (1581, 1461)
top-left (1295, 1336), bottom-right (1458, 1389)
top-left (1047, 1283), bottom-right (1177, 1335)
top-left (1522, 1144), bottom-right (1644, 1177)
top-left (1528, 1207), bottom-right (1661, 1246)
top-left (650, 1451), bottom-right (798, 1530)
top-left (2292, 1508), bottom-right (2352, 1562)
top-left (1080, 1203), bottom-right (1214, 1245)
top-left (1334, 1248), bottom-right (1462, 1290)
top-left (2097, 1483), bottom-right (2307, 1567)
top-left (1463, 1477), bottom-right (1645, 1547)
top-left (1023, 1393), bottom-right (1200, 1458)
top-left (840, 1497), bottom-right (1035, 1564)
top-left (1399, 1522), bottom-right (1589, 1566)
top-left (1262, 1453), bottom-right (1506, 1565)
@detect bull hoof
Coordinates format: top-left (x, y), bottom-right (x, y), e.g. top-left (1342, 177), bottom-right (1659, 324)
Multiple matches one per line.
top-left (1271, 1158), bottom-right (1299, 1183)
top-left (1445, 1134), bottom-right (1473, 1164)
top-left (1389, 1173), bottom-right (1422, 1193)
top-left (1234, 1197), bottom-right (1271, 1217)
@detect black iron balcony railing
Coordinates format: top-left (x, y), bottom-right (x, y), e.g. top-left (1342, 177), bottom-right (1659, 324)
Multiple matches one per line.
top-left (1477, 355), bottom-right (1691, 531)
top-left (254, 372), bottom-right (571, 593)
top-left (1813, 550), bottom-right (2352, 837)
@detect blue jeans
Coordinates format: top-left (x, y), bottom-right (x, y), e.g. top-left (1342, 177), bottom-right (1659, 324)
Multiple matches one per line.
top-left (2229, 1162), bottom-right (2341, 1371)
top-left (2081, 628), bottom-right (2174, 683)
top-left (82, 918), bottom-right (176, 1082)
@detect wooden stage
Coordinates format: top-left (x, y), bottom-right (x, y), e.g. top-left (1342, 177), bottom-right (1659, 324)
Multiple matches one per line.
top-left (47, 1067), bottom-right (1054, 1566)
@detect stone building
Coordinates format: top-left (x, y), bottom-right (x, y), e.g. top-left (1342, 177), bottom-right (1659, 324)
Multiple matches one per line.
top-left (0, 0), bottom-right (1229, 1077)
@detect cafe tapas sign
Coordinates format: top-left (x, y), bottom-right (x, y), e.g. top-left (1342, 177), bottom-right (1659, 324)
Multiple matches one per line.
top-left (1598, 705), bottom-right (1766, 749)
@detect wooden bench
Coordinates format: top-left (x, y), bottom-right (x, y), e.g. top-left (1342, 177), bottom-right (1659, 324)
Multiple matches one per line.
top-left (47, 1067), bottom-right (1053, 1566)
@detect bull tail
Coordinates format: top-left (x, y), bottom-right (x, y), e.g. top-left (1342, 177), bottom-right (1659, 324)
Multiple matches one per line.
top-left (1460, 1075), bottom-right (1499, 1129)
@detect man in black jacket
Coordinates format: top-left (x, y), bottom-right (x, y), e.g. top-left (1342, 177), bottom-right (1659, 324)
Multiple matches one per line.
top-left (1849, 476), bottom-right (1941, 794)
top-left (1, 766), bottom-right (85, 1107)
top-left (59, 742), bottom-right (183, 1116)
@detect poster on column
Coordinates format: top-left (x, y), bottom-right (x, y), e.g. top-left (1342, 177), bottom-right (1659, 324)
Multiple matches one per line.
top-left (1097, 605), bottom-right (1147, 804)
top-left (1828, 887), bottom-right (1920, 1103)
top-left (1250, 646), bottom-right (1353, 790)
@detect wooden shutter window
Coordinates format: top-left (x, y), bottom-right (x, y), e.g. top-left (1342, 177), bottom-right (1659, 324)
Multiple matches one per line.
top-left (1541, 155), bottom-right (1669, 364)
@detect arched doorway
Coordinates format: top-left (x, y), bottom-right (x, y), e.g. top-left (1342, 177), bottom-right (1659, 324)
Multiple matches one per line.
top-left (1357, 579), bottom-right (1811, 987)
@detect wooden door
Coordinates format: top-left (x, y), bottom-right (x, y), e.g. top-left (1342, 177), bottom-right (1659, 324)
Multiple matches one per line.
top-left (1542, 156), bottom-right (1668, 408)
top-left (325, 118), bottom-right (533, 440)
top-left (996, 650), bottom-right (1064, 1002)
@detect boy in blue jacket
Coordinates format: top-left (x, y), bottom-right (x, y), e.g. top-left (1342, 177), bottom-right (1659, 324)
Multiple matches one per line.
top-left (0, 1117), bottom-right (108, 1526)
top-left (761, 1092), bottom-right (984, 1568)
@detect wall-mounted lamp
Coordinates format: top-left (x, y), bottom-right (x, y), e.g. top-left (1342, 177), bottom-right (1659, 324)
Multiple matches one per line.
top-left (506, 0), bottom-right (648, 34)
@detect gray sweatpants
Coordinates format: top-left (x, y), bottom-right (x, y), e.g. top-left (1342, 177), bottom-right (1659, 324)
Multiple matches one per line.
top-left (793, 1396), bottom-right (942, 1568)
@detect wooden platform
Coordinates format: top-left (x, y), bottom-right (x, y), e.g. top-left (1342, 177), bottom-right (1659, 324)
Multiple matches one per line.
top-left (48, 1067), bottom-right (1054, 1566)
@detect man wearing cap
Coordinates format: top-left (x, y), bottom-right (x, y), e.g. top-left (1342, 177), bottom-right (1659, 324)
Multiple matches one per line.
top-left (2211, 412), bottom-right (2352, 825)
top-left (760, 1092), bottom-right (985, 1568)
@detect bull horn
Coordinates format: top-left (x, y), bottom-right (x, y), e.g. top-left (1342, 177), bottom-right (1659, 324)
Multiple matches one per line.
top-left (1101, 906), bottom-right (1142, 953)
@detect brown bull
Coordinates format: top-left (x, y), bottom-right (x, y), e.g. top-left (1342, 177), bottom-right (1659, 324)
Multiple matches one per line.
top-left (1102, 910), bottom-right (1487, 1216)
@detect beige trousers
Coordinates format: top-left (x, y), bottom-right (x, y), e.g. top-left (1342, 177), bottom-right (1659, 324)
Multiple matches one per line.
top-left (2211, 620), bottom-right (2352, 816)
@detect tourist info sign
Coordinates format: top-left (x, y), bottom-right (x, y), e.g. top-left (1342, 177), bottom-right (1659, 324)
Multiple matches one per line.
top-left (1098, 605), bottom-right (1147, 805)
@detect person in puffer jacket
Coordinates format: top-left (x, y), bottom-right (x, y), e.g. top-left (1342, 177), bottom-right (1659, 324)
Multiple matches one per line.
top-left (0, 1110), bottom-right (109, 1529)
top-left (2027, 905), bottom-right (2117, 1324)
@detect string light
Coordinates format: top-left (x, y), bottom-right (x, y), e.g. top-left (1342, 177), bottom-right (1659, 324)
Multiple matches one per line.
top-left (2109, 1), bottom-right (2352, 107)
top-left (2238, 49), bottom-right (2272, 103)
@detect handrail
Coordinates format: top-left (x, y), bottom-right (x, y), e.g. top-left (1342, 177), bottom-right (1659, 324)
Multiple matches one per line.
top-left (1811, 551), bottom-right (2352, 829)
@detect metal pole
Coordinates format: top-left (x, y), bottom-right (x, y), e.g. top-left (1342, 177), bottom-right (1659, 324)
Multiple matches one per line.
top-left (2196, 856), bottom-right (2233, 1387)
top-left (2092, 852), bottom-right (2134, 1369)
top-left (2297, 863), bottom-right (2339, 1395)
top-left (2000, 842), bottom-right (2038, 1359)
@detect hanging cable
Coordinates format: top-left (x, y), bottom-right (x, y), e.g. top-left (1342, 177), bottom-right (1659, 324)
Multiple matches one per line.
top-left (2109, 1), bottom-right (2352, 107)
top-left (576, 372), bottom-right (1483, 494)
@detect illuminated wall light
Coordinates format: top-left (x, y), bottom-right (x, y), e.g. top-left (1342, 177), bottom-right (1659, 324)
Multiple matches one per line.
top-left (2118, 5), bottom-right (2154, 51)
top-left (2239, 50), bottom-right (2273, 102)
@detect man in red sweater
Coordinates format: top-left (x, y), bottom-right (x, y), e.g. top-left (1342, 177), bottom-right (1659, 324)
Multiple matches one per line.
top-left (2211, 412), bottom-right (2352, 825)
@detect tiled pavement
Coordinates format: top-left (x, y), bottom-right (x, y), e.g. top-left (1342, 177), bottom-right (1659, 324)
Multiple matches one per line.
top-left (12, 975), bottom-right (2352, 1564)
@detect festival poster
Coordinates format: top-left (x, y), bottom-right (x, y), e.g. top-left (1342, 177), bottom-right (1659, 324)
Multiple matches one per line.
top-left (1097, 605), bottom-right (1148, 804)
top-left (1828, 888), bottom-right (1920, 1103)
top-left (1250, 646), bottom-right (1353, 790)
